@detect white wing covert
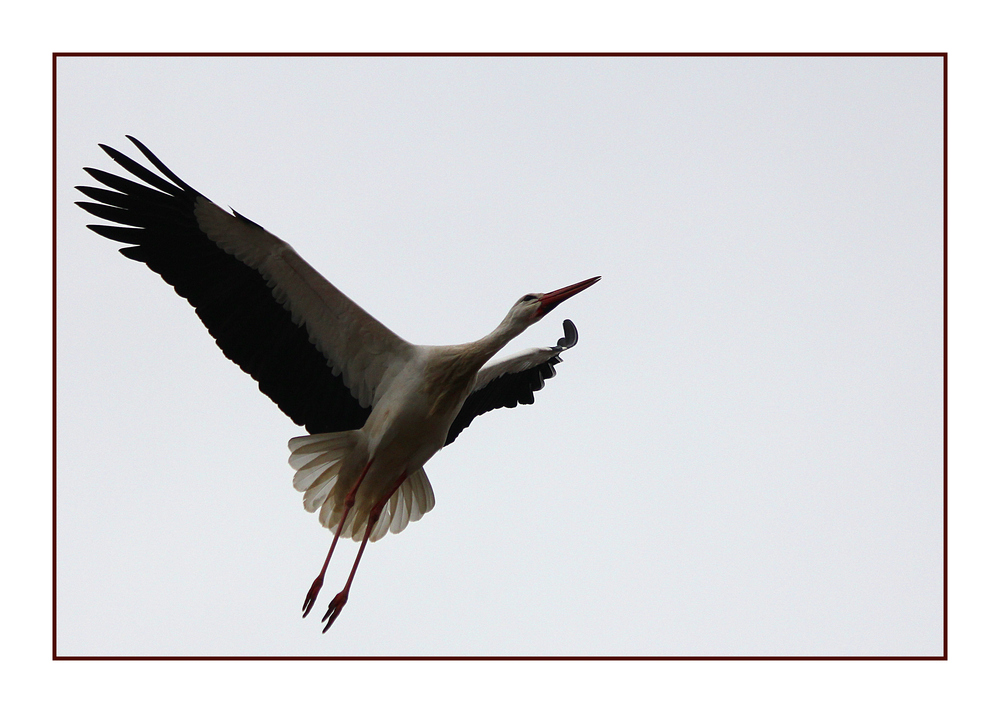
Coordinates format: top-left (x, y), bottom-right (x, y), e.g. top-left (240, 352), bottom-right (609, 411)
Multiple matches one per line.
top-left (195, 198), bottom-right (413, 409)
top-left (444, 319), bottom-right (581, 446)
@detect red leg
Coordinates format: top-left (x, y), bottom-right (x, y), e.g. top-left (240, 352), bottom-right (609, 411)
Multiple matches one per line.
top-left (320, 469), bottom-right (411, 632)
top-left (302, 458), bottom-right (374, 617)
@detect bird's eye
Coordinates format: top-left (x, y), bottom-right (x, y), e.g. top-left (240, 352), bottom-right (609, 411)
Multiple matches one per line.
top-left (520, 294), bottom-right (535, 302)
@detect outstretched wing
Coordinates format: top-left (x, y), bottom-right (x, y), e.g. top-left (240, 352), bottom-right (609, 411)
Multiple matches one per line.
top-left (444, 319), bottom-right (581, 446)
top-left (76, 137), bottom-right (414, 434)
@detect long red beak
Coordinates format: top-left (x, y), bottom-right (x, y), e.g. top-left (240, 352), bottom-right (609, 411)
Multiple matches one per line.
top-left (537, 276), bottom-right (601, 317)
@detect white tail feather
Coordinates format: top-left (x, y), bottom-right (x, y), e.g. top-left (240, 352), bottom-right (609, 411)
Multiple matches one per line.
top-left (366, 468), bottom-right (433, 542)
top-left (288, 433), bottom-right (435, 542)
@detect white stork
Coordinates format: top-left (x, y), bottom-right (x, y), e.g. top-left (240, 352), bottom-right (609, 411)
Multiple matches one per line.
top-left (76, 137), bottom-right (600, 631)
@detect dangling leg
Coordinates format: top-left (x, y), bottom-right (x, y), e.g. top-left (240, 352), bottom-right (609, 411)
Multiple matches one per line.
top-left (302, 458), bottom-right (375, 617)
top-left (320, 469), bottom-right (410, 632)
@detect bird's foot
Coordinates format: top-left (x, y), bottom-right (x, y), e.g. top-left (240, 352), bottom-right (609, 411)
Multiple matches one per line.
top-left (302, 575), bottom-right (325, 617)
top-left (321, 590), bottom-right (349, 632)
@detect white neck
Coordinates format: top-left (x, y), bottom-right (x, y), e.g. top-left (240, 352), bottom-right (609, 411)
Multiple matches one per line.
top-left (463, 311), bottom-right (531, 369)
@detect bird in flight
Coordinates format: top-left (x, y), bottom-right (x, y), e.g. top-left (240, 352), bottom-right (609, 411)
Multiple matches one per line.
top-left (76, 137), bottom-right (600, 631)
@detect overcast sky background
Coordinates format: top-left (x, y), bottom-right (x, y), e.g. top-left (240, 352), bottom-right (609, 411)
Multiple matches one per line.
top-left (55, 55), bottom-right (943, 657)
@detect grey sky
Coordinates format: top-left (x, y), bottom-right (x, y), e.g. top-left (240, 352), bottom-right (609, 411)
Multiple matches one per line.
top-left (56, 55), bottom-right (943, 657)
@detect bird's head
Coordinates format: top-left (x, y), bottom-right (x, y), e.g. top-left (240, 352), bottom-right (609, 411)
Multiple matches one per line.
top-left (506, 276), bottom-right (601, 327)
